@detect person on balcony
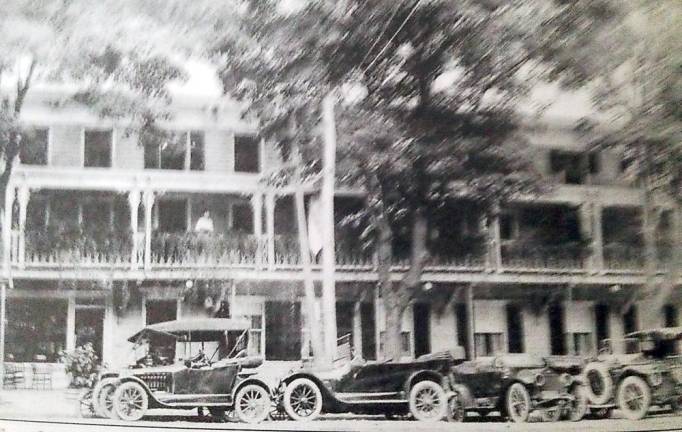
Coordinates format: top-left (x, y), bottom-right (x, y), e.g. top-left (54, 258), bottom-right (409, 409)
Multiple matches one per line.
top-left (195, 210), bottom-right (214, 233)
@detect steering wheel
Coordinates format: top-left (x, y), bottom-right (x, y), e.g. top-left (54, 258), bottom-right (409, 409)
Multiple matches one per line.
top-left (185, 351), bottom-right (209, 368)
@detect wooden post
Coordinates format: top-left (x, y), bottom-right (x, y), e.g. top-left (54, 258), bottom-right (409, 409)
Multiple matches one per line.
top-left (467, 284), bottom-right (475, 359)
top-left (265, 192), bottom-right (276, 269)
top-left (128, 190), bottom-right (141, 269)
top-left (592, 203), bottom-right (604, 271)
top-left (252, 192), bottom-right (263, 268)
top-left (66, 295), bottom-right (76, 351)
top-left (143, 190), bottom-right (155, 270)
top-left (321, 93), bottom-right (338, 360)
top-left (353, 301), bottom-right (363, 359)
top-left (3, 186), bottom-right (15, 272)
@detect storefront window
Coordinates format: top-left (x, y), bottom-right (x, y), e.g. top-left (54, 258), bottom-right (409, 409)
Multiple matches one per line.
top-left (5, 298), bottom-right (67, 362)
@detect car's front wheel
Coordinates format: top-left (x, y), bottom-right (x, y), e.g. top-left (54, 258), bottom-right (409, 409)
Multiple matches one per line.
top-left (94, 381), bottom-right (119, 419)
top-left (234, 384), bottom-right (271, 424)
top-left (113, 381), bottom-right (149, 421)
top-left (505, 383), bottom-right (531, 423)
top-left (283, 378), bottom-right (323, 421)
top-left (408, 380), bottom-right (447, 422)
top-left (617, 376), bottom-right (651, 420)
top-left (565, 385), bottom-right (589, 421)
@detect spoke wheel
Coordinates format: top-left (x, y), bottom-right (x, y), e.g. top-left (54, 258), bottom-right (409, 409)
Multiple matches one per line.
top-left (566, 385), bottom-right (589, 421)
top-left (113, 381), bottom-right (149, 421)
top-left (446, 393), bottom-right (465, 422)
top-left (97, 382), bottom-right (119, 419)
top-left (506, 383), bottom-right (531, 423)
top-left (616, 376), bottom-right (651, 421)
top-left (409, 380), bottom-right (447, 422)
top-left (235, 384), bottom-right (271, 424)
top-left (79, 390), bottom-right (96, 418)
top-left (283, 378), bottom-right (323, 421)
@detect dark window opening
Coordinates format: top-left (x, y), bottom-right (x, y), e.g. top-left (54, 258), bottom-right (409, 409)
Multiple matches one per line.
top-left (234, 135), bottom-right (260, 173)
top-left (549, 150), bottom-right (586, 184)
top-left (595, 304), bottom-right (610, 345)
top-left (84, 130), bottom-right (112, 168)
top-left (588, 152), bottom-right (601, 174)
top-left (20, 128), bottom-right (49, 165)
top-left (265, 301), bottom-right (301, 360)
top-left (232, 203), bottom-right (254, 233)
top-left (361, 302), bottom-right (376, 360)
top-left (145, 299), bottom-right (177, 361)
top-left (500, 213), bottom-right (516, 241)
top-left (274, 196), bottom-right (296, 234)
top-left (157, 200), bottom-right (187, 232)
top-left (623, 305), bottom-right (638, 335)
top-left (455, 303), bottom-right (470, 359)
top-left (413, 303), bottom-right (430, 358)
top-left (549, 304), bottom-right (566, 355)
top-left (144, 132), bottom-right (186, 170)
top-left (5, 298), bottom-right (67, 362)
top-left (664, 304), bottom-right (678, 327)
top-left (336, 301), bottom-right (354, 348)
top-left (506, 303), bottom-right (524, 353)
top-left (189, 131), bottom-right (205, 171)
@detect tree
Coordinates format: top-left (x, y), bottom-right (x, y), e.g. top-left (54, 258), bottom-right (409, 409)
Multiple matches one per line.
top-left (216, 0), bottom-right (611, 360)
top-left (551, 1), bottom-right (681, 327)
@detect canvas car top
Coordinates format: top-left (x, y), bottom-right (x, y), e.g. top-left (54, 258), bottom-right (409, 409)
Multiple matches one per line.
top-left (626, 326), bottom-right (682, 341)
top-left (128, 318), bottom-right (251, 342)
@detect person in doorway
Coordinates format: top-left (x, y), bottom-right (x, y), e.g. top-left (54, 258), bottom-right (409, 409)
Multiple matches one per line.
top-left (195, 210), bottom-right (214, 233)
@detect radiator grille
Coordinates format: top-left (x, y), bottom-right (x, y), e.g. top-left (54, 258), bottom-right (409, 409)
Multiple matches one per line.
top-left (137, 373), bottom-right (171, 392)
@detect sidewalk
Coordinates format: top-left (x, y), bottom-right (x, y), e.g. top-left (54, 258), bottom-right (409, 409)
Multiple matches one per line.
top-left (0, 389), bottom-right (83, 419)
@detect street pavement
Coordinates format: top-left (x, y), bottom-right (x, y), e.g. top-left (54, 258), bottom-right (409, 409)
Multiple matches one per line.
top-left (0, 390), bottom-right (681, 432)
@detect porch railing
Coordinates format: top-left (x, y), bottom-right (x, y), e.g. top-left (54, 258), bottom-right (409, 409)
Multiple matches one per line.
top-left (501, 242), bottom-right (587, 270)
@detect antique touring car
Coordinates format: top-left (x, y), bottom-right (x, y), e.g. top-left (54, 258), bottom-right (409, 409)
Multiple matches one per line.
top-left (88, 318), bottom-right (271, 423)
top-left (276, 344), bottom-right (464, 422)
top-left (583, 326), bottom-right (682, 420)
top-left (446, 354), bottom-right (588, 423)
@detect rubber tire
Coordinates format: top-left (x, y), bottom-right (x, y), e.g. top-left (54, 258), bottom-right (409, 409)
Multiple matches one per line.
top-left (446, 393), bottom-right (466, 422)
top-left (283, 378), bottom-right (323, 421)
top-left (566, 385), bottom-right (589, 422)
top-left (408, 380), bottom-right (447, 422)
top-left (234, 384), bottom-right (271, 424)
top-left (92, 379), bottom-right (114, 418)
top-left (616, 376), bottom-right (651, 421)
top-left (583, 362), bottom-right (614, 405)
top-left (79, 389), bottom-right (96, 418)
top-left (505, 383), bottom-right (531, 423)
top-left (113, 381), bottom-right (149, 421)
top-left (97, 382), bottom-right (119, 419)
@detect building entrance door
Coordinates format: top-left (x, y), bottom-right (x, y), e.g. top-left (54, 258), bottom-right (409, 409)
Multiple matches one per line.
top-left (75, 307), bottom-right (104, 361)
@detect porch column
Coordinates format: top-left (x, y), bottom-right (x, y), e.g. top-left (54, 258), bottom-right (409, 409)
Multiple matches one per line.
top-left (16, 186), bottom-right (30, 269)
top-left (3, 186), bottom-right (16, 272)
top-left (352, 301), bottom-right (363, 359)
top-left (265, 192), bottom-right (275, 269)
top-left (466, 284), bottom-right (475, 359)
top-left (127, 190), bottom-right (141, 269)
top-left (143, 190), bottom-right (155, 270)
top-left (251, 192), bottom-right (263, 267)
top-left (66, 295), bottom-right (76, 351)
top-left (487, 210), bottom-right (502, 272)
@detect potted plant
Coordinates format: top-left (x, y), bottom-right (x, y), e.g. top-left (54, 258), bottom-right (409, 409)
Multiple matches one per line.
top-left (59, 343), bottom-right (99, 401)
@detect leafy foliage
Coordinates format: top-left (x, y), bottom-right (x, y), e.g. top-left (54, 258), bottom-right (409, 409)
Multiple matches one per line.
top-left (59, 343), bottom-right (100, 389)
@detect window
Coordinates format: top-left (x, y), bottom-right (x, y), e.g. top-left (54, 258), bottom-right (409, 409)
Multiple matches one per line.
top-left (232, 203), bottom-right (254, 233)
top-left (664, 304), bottom-right (678, 327)
top-left (20, 128), bottom-right (49, 165)
top-left (248, 315), bottom-right (263, 355)
top-left (623, 305), bottom-right (638, 334)
top-left (378, 331), bottom-right (412, 357)
top-left (588, 152), bottom-right (601, 174)
top-left (157, 199), bottom-right (188, 232)
top-left (145, 299), bottom-right (178, 361)
top-left (234, 135), bottom-right (260, 173)
top-left (5, 298), bottom-right (67, 362)
top-left (499, 213), bottom-right (517, 241)
top-left (144, 131), bottom-right (205, 170)
top-left (506, 304), bottom-right (524, 353)
top-left (84, 130), bottom-right (113, 167)
top-left (567, 332), bottom-right (593, 355)
top-left (474, 332), bottom-right (504, 357)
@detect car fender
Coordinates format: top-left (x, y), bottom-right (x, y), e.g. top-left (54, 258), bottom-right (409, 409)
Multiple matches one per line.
top-left (404, 370), bottom-right (446, 395)
top-left (232, 377), bottom-right (271, 399)
top-left (116, 376), bottom-right (163, 408)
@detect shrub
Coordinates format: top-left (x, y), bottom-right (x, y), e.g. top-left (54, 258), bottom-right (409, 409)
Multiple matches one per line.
top-left (59, 343), bottom-right (100, 388)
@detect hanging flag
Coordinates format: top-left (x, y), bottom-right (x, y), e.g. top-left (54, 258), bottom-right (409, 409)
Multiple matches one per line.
top-left (307, 193), bottom-right (324, 256)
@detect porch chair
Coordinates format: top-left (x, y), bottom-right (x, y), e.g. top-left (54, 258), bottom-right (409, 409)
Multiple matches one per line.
top-left (32, 361), bottom-right (53, 390)
top-left (3, 363), bottom-right (26, 389)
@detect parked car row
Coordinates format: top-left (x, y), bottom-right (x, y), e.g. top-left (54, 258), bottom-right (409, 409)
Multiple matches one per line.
top-left (79, 320), bottom-right (682, 424)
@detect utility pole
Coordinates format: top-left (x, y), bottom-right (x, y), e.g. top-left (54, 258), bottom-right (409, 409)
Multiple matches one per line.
top-left (321, 93), bottom-right (338, 361)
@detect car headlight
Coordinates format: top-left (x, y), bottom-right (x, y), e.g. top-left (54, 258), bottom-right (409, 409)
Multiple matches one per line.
top-left (649, 372), bottom-right (663, 387)
top-left (535, 373), bottom-right (546, 387)
top-left (560, 373), bottom-right (573, 387)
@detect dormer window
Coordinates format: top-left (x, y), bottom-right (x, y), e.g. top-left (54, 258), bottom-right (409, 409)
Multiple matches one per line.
top-left (20, 128), bottom-right (49, 166)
